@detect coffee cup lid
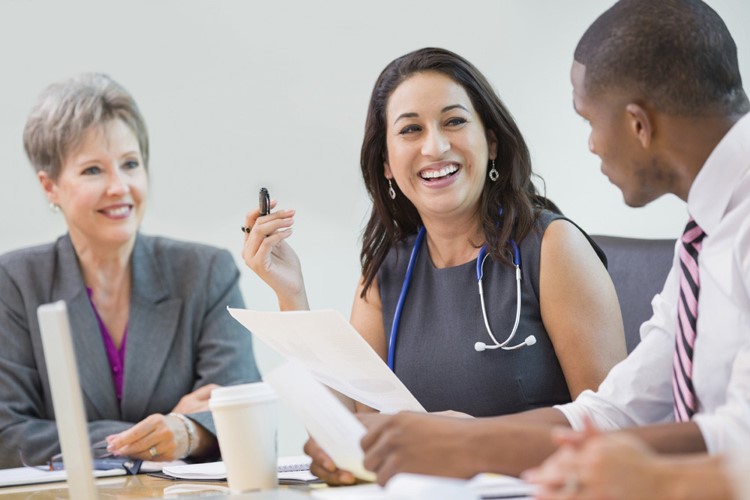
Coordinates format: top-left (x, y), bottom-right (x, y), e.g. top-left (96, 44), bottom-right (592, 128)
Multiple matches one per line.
top-left (209, 382), bottom-right (277, 407)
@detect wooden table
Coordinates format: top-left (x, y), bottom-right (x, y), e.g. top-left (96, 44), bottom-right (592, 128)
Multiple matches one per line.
top-left (0, 474), bottom-right (317, 499)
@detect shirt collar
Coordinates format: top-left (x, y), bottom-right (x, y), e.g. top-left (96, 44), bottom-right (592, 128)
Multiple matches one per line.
top-left (688, 112), bottom-right (750, 235)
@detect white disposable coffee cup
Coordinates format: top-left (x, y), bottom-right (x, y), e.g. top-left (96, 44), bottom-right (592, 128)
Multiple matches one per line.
top-left (209, 382), bottom-right (278, 491)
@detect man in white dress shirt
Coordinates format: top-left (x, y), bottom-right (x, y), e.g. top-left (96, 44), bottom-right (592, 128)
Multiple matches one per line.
top-left (337, 0), bottom-right (750, 490)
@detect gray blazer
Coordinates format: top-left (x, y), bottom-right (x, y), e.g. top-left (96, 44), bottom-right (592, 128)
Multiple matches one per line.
top-left (0, 233), bottom-right (260, 468)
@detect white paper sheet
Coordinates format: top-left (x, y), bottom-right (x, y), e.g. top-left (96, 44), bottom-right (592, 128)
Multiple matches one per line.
top-left (0, 467), bottom-right (124, 488)
top-left (466, 473), bottom-right (535, 498)
top-left (228, 308), bottom-right (424, 413)
top-left (310, 474), bottom-right (478, 499)
top-left (265, 361), bottom-right (376, 482)
top-left (310, 472), bottom-right (533, 499)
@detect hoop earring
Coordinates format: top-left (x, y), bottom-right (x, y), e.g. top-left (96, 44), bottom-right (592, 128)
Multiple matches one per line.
top-left (388, 179), bottom-right (396, 200)
top-left (49, 203), bottom-right (60, 213)
top-left (488, 160), bottom-right (499, 182)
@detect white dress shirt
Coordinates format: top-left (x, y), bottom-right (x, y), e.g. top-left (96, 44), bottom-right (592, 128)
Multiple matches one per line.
top-left (557, 112), bottom-right (750, 453)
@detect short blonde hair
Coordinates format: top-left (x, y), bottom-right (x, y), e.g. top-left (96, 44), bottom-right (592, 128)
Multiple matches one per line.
top-left (23, 73), bottom-right (149, 180)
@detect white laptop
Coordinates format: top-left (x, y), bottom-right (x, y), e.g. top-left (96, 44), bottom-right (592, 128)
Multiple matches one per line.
top-left (28, 300), bottom-right (307, 499)
top-left (29, 301), bottom-right (126, 497)
top-left (0, 303), bottom-right (124, 488)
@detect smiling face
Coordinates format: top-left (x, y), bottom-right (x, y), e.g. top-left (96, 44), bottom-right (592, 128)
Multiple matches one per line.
top-left (39, 118), bottom-right (148, 251)
top-left (571, 61), bottom-right (673, 207)
top-left (383, 71), bottom-right (497, 221)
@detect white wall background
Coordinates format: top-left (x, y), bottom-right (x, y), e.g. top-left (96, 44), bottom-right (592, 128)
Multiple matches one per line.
top-left (1, 0), bottom-right (747, 455)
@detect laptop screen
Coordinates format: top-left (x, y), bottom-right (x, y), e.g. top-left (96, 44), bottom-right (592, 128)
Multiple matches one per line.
top-left (37, 301), bottom-right (99, 500)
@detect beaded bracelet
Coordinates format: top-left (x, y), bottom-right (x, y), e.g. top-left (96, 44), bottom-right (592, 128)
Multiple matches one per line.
top-left (168, 412), bottom-right (196, 459)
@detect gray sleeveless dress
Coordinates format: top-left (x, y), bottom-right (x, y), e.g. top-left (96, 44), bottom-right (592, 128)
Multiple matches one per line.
top-left (378, 210), bottom-right (606, 417)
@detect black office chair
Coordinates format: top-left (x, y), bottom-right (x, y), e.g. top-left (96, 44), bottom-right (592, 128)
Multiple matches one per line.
top-left (592, 235), bottom-right (676, 353)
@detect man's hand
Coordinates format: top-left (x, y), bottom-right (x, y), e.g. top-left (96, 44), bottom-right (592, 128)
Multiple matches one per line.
top-left (304, 436), bottom-right (357, 485)
top-left (359, 412), bottom-right (479, 485)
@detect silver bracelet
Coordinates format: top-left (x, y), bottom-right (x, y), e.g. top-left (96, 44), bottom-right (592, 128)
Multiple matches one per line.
top-left (168, 412), bottom-right (196, 459)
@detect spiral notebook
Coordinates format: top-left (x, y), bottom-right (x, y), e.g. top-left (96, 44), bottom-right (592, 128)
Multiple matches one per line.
top-left (159, 455), bottom-right (318, 484)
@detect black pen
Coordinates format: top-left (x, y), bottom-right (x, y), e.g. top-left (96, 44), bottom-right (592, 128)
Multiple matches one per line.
top-left (259, 187), bottom-right (270, 216)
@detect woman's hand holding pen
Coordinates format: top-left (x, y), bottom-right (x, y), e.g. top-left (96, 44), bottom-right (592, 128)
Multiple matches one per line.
top-left (242, 200), bottom-right (310, 310)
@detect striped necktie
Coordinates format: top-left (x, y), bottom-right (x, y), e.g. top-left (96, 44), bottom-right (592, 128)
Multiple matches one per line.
top-left (673, 218), bottom-right (706, 422)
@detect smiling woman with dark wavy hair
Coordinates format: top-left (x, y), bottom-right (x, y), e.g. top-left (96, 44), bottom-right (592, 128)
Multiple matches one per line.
top-left (242, 46), bottom-right (626, 484)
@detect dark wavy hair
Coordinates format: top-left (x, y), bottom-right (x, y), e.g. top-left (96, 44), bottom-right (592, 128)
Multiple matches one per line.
top-left (359, 47), bottom-right (559, 297)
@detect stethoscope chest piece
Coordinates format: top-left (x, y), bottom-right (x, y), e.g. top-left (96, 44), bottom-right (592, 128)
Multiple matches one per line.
top-left (387, 226), bottom-right (536, 371)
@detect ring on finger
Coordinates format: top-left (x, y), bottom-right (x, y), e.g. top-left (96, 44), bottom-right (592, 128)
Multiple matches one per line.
top-left (241, 226), bottom-right (251, 234)
top-left (148, 446), bottom-right (158, 458)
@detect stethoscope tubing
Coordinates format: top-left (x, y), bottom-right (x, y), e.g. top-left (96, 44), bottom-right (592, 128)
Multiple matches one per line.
top-left (387, 226), bottom-right (522, 371)
top-left (387, 227), bottom-right (426, 371)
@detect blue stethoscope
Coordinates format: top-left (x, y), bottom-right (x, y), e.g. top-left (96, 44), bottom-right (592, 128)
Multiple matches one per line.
top-left (387, 226), bottom-right (537, 371)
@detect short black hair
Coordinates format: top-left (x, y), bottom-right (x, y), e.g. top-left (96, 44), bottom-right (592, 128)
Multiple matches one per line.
top-left (575, 0), bottom-right (749, 116)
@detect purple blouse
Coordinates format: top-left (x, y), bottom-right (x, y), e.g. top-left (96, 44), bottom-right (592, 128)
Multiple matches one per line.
top-left (86, 288), bottom-right (127, 400)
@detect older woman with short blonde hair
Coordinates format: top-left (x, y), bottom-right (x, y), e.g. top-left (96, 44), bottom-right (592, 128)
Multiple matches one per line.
top-left (0, 73), bottom-right (260, 468)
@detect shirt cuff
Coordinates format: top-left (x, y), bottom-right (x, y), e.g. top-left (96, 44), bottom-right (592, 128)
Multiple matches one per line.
top-left (554, 401), bottom-right (588, 431)
top-left (554, 390), bottom-right (632, 432)
top-left (693, 410), bottom-right (750, 454)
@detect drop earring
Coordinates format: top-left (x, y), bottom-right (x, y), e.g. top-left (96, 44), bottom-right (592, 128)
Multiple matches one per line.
top-left (388, 179), bottom-right (396, 200)
top-left (488, 160), bottom-right (499, 182)
top-left (49, 202), bottom-right (60, 213)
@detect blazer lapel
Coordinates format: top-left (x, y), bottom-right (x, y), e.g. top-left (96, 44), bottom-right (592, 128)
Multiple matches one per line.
top-left (53, 235), bottom-right (121, 420)
top-left (121, 235), bottom-right (182, 422)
